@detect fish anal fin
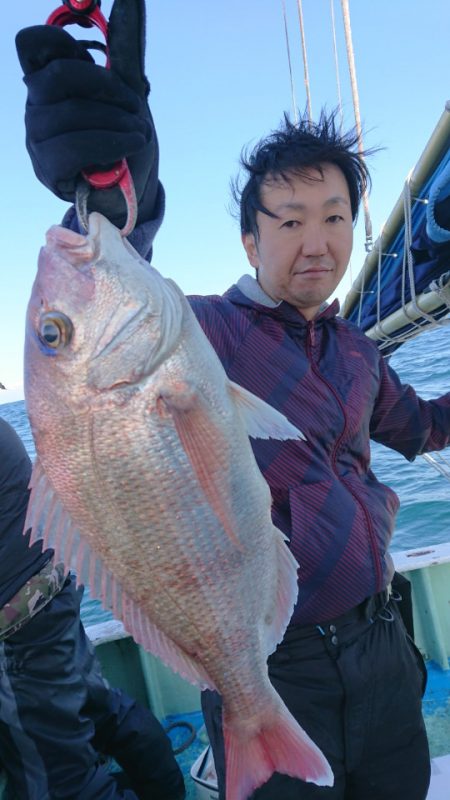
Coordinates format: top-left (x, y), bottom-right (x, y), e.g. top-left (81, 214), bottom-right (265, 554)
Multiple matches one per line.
top-left (81, 553), bottom-right (216, 690)
top-left (123, 602), bottom-right (217, 691)
top-left (228, 381), bottom-right (305, 441)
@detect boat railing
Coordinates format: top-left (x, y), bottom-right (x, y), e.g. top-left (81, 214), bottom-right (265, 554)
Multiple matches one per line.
top-left (391, 540), bottom-right (450, 671)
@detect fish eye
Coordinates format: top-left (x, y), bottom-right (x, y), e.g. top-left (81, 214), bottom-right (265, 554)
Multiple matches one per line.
top-left (39, 312), bottom-right (73, 350)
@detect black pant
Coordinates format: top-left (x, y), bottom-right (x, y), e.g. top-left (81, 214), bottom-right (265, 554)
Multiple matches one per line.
top-left (0, 576), bottom-right (185, 800)
top-left (202, 596), bottom-right (430, 800)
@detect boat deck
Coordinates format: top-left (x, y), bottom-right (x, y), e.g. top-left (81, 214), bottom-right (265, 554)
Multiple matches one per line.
top-left (428, 755), bottom-right (450, 800)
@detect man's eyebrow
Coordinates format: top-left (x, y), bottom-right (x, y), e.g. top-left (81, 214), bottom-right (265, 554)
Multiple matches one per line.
top-left (272, 196), bottom-right (350, 214)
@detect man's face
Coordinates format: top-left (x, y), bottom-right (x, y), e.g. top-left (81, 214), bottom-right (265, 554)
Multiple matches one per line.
top-left (242, 164), bottom-right (354, 319)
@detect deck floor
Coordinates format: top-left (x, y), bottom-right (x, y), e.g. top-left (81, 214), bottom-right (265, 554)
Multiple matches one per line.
top-left (427, 755), bottom-right (450, 800)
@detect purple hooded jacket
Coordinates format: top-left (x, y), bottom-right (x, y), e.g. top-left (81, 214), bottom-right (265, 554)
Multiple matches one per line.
top-left (188, 277), bottom-right (450, 625)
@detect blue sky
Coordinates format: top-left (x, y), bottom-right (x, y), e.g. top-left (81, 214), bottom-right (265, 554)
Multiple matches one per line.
top-left (1, 0), bottom-right (449, 404)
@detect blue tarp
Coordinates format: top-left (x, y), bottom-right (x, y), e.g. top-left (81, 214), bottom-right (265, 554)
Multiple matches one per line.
top-left (344, 150), bottom-right (450, 355)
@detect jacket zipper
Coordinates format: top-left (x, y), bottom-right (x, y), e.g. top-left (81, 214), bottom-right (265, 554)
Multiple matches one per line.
top-left (306, 321), bottom-right (383, 591)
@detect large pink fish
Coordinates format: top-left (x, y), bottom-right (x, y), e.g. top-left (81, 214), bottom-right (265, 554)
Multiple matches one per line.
top-left (24, 213), bottom-right (333, 798)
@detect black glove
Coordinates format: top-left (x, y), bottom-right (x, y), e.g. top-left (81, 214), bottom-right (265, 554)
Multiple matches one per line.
top-left (15, 0), bottom-right (159, 229)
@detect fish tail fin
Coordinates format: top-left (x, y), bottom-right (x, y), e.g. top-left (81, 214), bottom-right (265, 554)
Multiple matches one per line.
top-left (223, 704), bottom-right (333, 800)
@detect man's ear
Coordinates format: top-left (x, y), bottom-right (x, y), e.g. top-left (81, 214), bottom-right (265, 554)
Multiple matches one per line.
top-left (241, 232), bottom-right (259, 268)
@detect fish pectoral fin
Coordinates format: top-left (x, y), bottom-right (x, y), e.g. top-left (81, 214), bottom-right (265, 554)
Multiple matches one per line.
top-left (156, 381), bottom-right (244, 550)
top-left (228, 381), bottom-right (306, 441)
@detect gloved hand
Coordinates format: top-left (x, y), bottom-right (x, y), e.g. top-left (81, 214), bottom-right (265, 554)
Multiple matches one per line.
top-left (15, 0), bottom-right (159, 229)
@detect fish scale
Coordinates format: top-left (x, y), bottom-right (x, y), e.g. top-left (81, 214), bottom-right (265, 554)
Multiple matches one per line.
top-left (24, 212), bottom-right (333, 799)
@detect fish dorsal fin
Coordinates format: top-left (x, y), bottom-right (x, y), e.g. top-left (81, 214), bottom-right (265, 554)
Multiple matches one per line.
top-left (228, 381), bottom-right (305, 441)
top-left (25, 459), bottom-right (82, 562)
top-left (25, 460), bottom-right (216, 691)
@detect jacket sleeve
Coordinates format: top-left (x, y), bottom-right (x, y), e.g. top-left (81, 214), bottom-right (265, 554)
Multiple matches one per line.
top-left (369, 354), bottom-right (450, 460)
top-left (0, 419), bottom-right (52, 604)
top-left (0, 418), bottom-right (32, 533)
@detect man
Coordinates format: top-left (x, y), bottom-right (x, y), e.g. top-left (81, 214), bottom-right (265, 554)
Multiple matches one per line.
top-left (190, 118), bottom-right (437, 799)
top-left (16, 1), bottom-right (450, 798)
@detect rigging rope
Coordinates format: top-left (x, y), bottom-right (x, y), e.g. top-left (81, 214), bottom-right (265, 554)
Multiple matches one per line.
top-left (368, 176), bottom-right (450, 352)
top-left (330, 0), bottom-right (344, 133)
top-left (340, 0), bottom-right (373, 251)
top-left (296, 0), bottom-right (313, 121)
top-left (281, 0), bottom-right (299, 124)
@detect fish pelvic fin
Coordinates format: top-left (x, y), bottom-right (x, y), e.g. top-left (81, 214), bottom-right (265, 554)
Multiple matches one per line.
top-left (228, 381), bottom-right (306, 441)
top-left (223, 703), bottom-right (334, 800)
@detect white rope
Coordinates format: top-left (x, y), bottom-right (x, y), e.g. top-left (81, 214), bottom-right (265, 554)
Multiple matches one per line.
top-left (422, 451), bottom-right (450, 484)
top-left (296, 0), bottom-right (313, 121)
top-left (356, 259), bottom-right (369, 328)
top-left (330, 0), bottom-right (344, 132)
top-left (362, 175), bottom-right (450, 353)
top-left (402, 176), bottom-right (443, 325)
top-left (365, 233), bottom-right (400, 349)
top-left (281, 0), bottom-right (299, 124)
top-left (340, 0), bottom-right (373, 251)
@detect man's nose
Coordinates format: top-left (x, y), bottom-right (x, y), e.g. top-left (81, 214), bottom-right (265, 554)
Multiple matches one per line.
top-left (300, 224), bottom-right (328, 256)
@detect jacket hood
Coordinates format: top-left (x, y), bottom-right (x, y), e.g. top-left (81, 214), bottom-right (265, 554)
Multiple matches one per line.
top-left (223, 276), bottom-right (341, 328)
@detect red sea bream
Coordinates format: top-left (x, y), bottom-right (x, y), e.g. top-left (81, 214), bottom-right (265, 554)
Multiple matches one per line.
top-left (24, 213), bottom-right (333, 798)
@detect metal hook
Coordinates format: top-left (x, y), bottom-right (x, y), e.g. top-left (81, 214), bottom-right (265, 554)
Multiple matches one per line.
top-left (75, 179), bottom-right (90, 234)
